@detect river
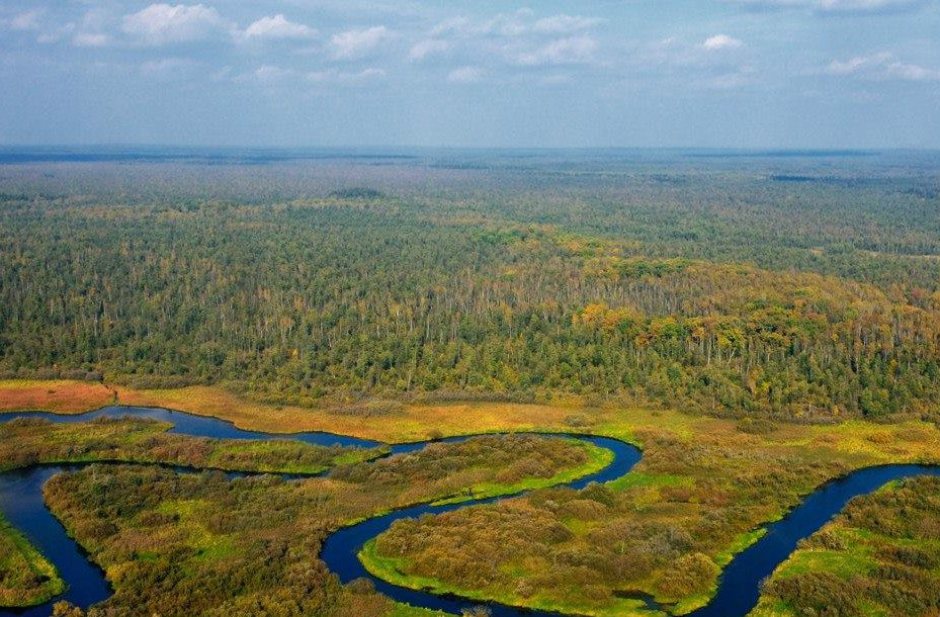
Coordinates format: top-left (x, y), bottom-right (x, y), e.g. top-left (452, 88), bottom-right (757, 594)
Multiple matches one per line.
top-left (0, 407), bottom-right (935, 617)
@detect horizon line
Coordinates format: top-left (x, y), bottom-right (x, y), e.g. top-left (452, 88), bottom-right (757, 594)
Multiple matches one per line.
top-left (3, 144), bottom-right (940, 153)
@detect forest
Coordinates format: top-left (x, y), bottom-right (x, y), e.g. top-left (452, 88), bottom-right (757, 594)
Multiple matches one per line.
top-left (2, 151), bottom-right (940, 422)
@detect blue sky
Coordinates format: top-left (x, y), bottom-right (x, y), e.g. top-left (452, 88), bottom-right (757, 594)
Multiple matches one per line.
top-left (1, 0), bottom-right (938, 148)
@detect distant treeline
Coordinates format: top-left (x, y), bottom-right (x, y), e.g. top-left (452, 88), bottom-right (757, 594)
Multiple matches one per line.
top-left (1, 160), bottom-right (940, 421)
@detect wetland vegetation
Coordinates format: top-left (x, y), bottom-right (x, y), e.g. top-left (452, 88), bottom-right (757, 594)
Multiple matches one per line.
top-left (0, 416), bottom-right (381, 475)
top-left (364, 416), bottom-right (940, 616)
top-left (753, 476), bottom-right (940, 617)
top-left (0, 514), bottom-right (64, 608)
top-left (0, 413), bottom-right (602, 617)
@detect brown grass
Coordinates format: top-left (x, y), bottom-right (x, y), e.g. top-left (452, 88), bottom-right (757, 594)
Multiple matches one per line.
top-left (4, 380), bottom-right (589, 441)
top-left (0, 380), bottom-right (114, 414)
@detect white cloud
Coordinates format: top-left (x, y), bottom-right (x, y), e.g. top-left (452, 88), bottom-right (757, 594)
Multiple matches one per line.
top-left (330, 26), bottom-right (392, 60)
top-left (254, 64), bottom-right (297, 82)
top-left (307, 67), bottom-right (386, 83)
top-left (726, 0), bottom-right (925, 13)
top-left (514, 36), bottom-right (598, 66)
top-left (420, 11), bottom-right (604, 72)
top-left (818, 0), bottom-right (920, 9)
top-left (826, 52), bottom-right (940, 81)
top-left (6, 10), bottom-right (43, 31)
top-left (447, 66), bottom-right (485, 83)
top-left (140, 57), bottom-right (201, 79)
top-left (631, 36), bottom-right (756, 88)
top-left (227, 64), bottom-right (299, 85)
top-left (210, 66), bottom-right (233, 82)
top-left (122, 4), bottom-right (231, 46)
top-left (704, 67), bottom-right (757, 89)
top-left (72, 32), bottom-right (111, 48)
top-left (409, 39), bottom-right (450, 61)
top-left (533, 15), bottom-right (604, 34)
top-left (702, 34), bottom-right (743, 51)
top-left (827, 54), bottom-right (882, 75)
top-left (539, 73), bottom-right (574, 85)
top-left (479, 10), bottom-right (532, 37)
top-left (142, 57), bottom-right (195, 72)
top-left (429, 17), bottom-right (473, 38)
top-left (430, 10), bottom-right (603, 39)
top-left (887, 62), bottom-right (940, 81)
top-left (243, 15), bottom-right (316, 41)
top-left (61, 9), bottom-right (115, 48)
top-left (638, 37), bottom-right (702, 67)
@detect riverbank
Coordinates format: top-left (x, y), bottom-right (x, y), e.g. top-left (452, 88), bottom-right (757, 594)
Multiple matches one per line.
top-left (3, 381), bottom-right (940, 617)
top-left (0, 515), bottom-right (64, 608)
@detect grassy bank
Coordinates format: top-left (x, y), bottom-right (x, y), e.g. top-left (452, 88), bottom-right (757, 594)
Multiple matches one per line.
top-left (360, 539), bottom-right (664, 617)
top-left (751, 476), bottom-right (940, 617)
top-left (0, 515), bottom-right (65, 607)
top-left (429, 438), bottom-right (614, 506)
top-left (0, 416), bottom-right (384, 475)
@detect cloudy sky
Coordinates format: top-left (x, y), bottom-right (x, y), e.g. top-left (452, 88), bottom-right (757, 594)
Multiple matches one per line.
top-left (1, 0), bottom-right (938, 148)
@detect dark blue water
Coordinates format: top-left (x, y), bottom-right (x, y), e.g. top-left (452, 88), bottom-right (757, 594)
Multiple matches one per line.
top-left (686, 464), bottom-right (940, 617)
top-left (0, 406), bottom-right (381, 449)
top-left (0, 407), bottom-right (937, 617)
top-left (0, 466), bottom-right (110, 617)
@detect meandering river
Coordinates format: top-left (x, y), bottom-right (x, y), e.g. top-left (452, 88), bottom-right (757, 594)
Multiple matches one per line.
top-left (1, 406), bottom-right (937, 617)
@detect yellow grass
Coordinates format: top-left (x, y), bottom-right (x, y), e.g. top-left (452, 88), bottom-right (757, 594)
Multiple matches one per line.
top-left (5, 381), bottom-right (940, 466)
top-left (115, 385), bottom-right (592, 442)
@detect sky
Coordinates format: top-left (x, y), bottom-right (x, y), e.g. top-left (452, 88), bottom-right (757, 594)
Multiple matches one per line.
top-left (0, 0), bottom-right (938, 148)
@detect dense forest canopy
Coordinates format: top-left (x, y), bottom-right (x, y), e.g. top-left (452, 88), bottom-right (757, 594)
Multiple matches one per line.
top-left (2, 149), bottom-right (940, 420)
